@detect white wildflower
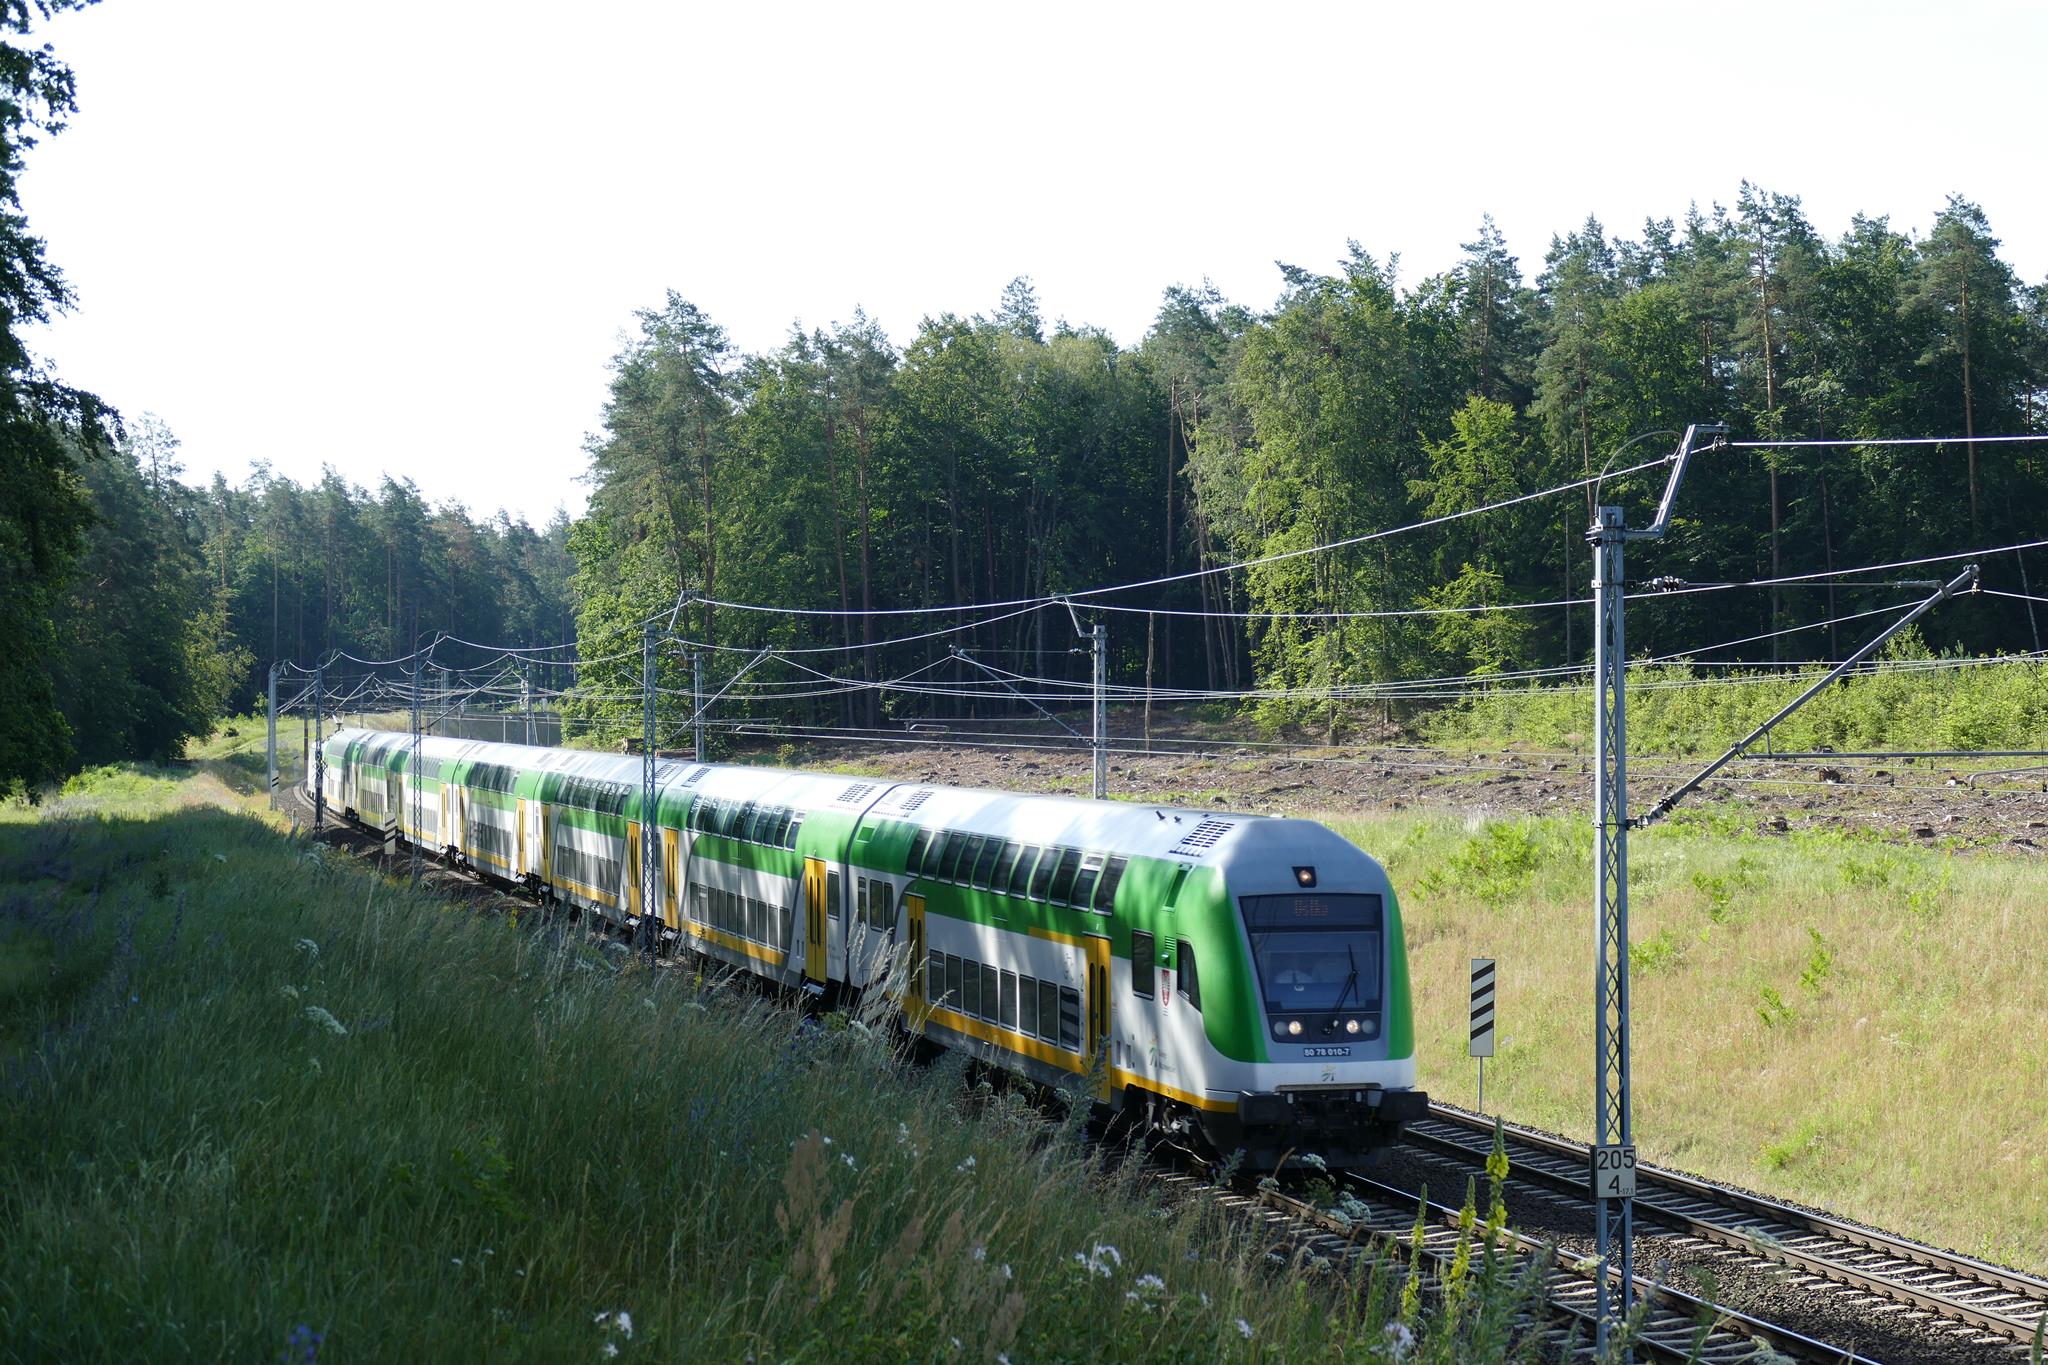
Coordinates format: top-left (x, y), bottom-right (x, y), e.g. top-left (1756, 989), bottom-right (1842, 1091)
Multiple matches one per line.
top-left (897, 1122), bottom-right (911, 1145)
top-left (1300, 1152), bottom-right (1327, 1172)
top-left (451, 1257), bottom-right (462, 1267)
top-left (841, 1152), bottom-right (857, 1171)
top-left (1000, 1264), bottom-right (1012, 1281)
top-left (1382, 1321), bottom-right (1416, 1361)
top-left (1136, 1273), bottom-right (1165, 1293)
top-left (294, 938), bottom-right (320, 958)
top-left (972, 1245), bottom-right (987, 1263)
top-left (278, 983), bottom-right (301, 1000)
top-left (1256, 1175), bottom-right (1279, 1192)
top-left (1200, 1291), bottom-right (1211, 1307)
top-left (1124, 1290), bottom-right (1140, 1304)
top-left (1235, 1318), bottom-right (1253, 1339)
top-left (997, 1356), bottom-right (1011, 1365)
top-left (821, 1135), bottom-right (834, 1145)
top-left (948, 1337), bottom-right (961, 1352)
top-left (1096, 1243), bottom-right (1122, 1267)
top-left (956, 1155), bottom-right (976, 1172)
top-left (600, 1345), bottom-right (618, 1360)
top-left (303, 1005), bottom-right (348, 1036)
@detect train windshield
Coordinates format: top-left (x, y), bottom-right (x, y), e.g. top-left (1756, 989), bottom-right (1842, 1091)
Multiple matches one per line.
top-left (1241, 893), bottom-right (1383, 1016)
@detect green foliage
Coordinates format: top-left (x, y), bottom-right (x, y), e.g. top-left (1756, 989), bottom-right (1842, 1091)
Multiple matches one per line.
top-left (1798, 927), bottom-right (1835, 996)
top-left (0, 0), bottom-right (115, 797)
top-left (1422, 647), bottom-right (2048, 755)
top-left (1417, 818), bottom-right (1559, 907)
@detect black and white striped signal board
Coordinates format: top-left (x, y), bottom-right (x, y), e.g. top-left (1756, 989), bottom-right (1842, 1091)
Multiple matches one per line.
top-left (1468, 957), bottom-right (1495, 1058)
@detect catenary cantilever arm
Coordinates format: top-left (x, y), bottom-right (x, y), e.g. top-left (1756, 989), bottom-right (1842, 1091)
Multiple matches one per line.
top-left (1636, 565), bottom-right (1979, 827)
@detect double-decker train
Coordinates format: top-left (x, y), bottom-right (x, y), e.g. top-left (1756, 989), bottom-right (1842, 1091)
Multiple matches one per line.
top-left (314, 727), bottom-right (1427, 1166)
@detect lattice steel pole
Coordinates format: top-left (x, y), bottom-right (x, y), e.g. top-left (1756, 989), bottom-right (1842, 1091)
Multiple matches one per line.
top-left (312, 659), bottom-right (326, 833)
top-left (522, 661), bottom-right (536, 746)
top-left (1590, 504), bottom-right (1633, 1353)
top-left (643, 626), bottom-right (659, 965)
top-left (691, 647), bottom-right (705, 763)
top-left (411, 641), bottom-right (424, 885)
top-left (266, 662), bottom-right (281, 812)
top-left (1090, 622), bottom-right (1107, 800)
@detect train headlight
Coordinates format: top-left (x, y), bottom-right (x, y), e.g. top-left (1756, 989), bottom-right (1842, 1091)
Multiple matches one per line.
top-left (1345, 1018), bottom-right (1361, 1035)
top-left (1286, 1019), bottom-right (1303, 1037)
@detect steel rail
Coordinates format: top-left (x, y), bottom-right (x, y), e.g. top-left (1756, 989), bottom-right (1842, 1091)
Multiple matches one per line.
top-left (1174, 1165), bottom-right (1876, 1363)
top-left (1412, 1104), bottom-right (2048, 1344)
top-left (1339, 1174), bottom-right (1880, 1364)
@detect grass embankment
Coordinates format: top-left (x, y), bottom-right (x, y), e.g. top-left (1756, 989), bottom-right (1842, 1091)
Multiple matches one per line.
top-left (1, 765), bottom-right (1539, 1363)
top-left (1421, 652), bottom-right (2048, 755)
top-left (1341, 805), bottom-right (2048, 1273)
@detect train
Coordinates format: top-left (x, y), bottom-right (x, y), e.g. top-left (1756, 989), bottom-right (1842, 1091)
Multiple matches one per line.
top-left (312, 727), bottom-right (1428, 1167)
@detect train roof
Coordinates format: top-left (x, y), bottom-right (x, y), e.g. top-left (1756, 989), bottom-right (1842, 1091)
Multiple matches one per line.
top-left (324, 727), bottom-right (1340, 869)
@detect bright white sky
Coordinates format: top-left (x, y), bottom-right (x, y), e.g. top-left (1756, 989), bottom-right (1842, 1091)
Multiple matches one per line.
top-left (20, 0), bottom-right (2048, 526)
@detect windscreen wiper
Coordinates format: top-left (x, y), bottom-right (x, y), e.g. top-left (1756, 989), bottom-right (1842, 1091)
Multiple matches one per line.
top-left (1324, 944), bottom-right (1360, 1033)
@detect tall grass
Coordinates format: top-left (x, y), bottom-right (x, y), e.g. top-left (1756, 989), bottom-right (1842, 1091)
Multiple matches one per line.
top-left (1342, 805), bottom-right (2048, 1274)
top-left (0, 767), bottom-right (1548, 1362)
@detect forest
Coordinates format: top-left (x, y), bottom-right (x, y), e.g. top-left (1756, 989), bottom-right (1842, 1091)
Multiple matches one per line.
top-left (566, 192), bottom-right (2048, 733)
top-left (7, 0), bottom-right (2048, 790)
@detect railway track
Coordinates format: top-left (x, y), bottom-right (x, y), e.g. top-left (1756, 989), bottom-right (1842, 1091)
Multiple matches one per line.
top-left (1150, 1162), bottom-right (1874, 1363)
top-left (1396, 1104), bottom-right (2048, 1361)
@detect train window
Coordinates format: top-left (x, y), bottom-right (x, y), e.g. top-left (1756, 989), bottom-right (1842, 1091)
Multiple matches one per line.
top-left (979, 965), bottom-right (998, 1022)
top-left (970, 837), bottom-right (1002, 890)
top-left (935, 832), bottom-right (968, 883)
top-left (1092, 856), bottom-right (1127, 914)
top-left (1058, 987), bottom-right (1081, 1052)
top-left (869, 882), bottom-right (893, 930)
top-left (827, 870), bottom-right (841, 920)
top-left (1006, 845), bottom-right (1040, 898)
top-left (989, 841), bottom-right (1022, 894)
top-left (1029, 846), bottom-right (1062, 901)
top-left (999, 971), bottom-right (1017, 1029)
top-left (927, 950), bottom-right (945, 1003)
top-left (956, 835), bottom-right (988, 884)
top-left (1177, 940), bottom-right (1201, 1010)
top-left (1019, 973), bottom-right (1038, 1037)
top-left (1069, 852), bottom-right (1106, 909)
top-left (962, 958), bottom-right (982, 1018)
top-left (1047, 847), bottom-right (1083, 904)
top-left (855, 877), bottom-right (867, 923)
top-left (1131, 931), bottom-right (1155, 999)
top-left (946, 955), bottom-right (964, 1010)
top-left (739, 803), bottom-right (762, 842)
top-left (906, 828), bottom-right (932, 875)
top-left (785, 813), bottom-right (804, 849)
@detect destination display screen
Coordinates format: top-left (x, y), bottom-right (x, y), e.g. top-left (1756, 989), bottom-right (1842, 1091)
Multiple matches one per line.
top-left (1240, 893), bottom-right (1381, 932)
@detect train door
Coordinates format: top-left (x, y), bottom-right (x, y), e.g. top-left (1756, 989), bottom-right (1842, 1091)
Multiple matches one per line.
top-left (848, 877), bottom-right (893, 992)
top-left (1084, 934), bottom-right (1113, 1099)
top-left (626, 822), bottom-right (643, 921)
top-left (515, 799), bottom-right (527, 877)
top-left (539, 802), bottom-right (553, 886)
top-left (803, 858), bottom-right (829, 987)
top-left (438, 782), bottom-right (451, 852)
top-left (905, 894), bottom-right (926, 1013)
top-left (662, 827), bottom-right (681, 930)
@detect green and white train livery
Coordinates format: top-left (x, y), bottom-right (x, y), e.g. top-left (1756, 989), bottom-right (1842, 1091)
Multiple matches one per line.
top-left (316, 727), bottom-right (1429, 1165)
